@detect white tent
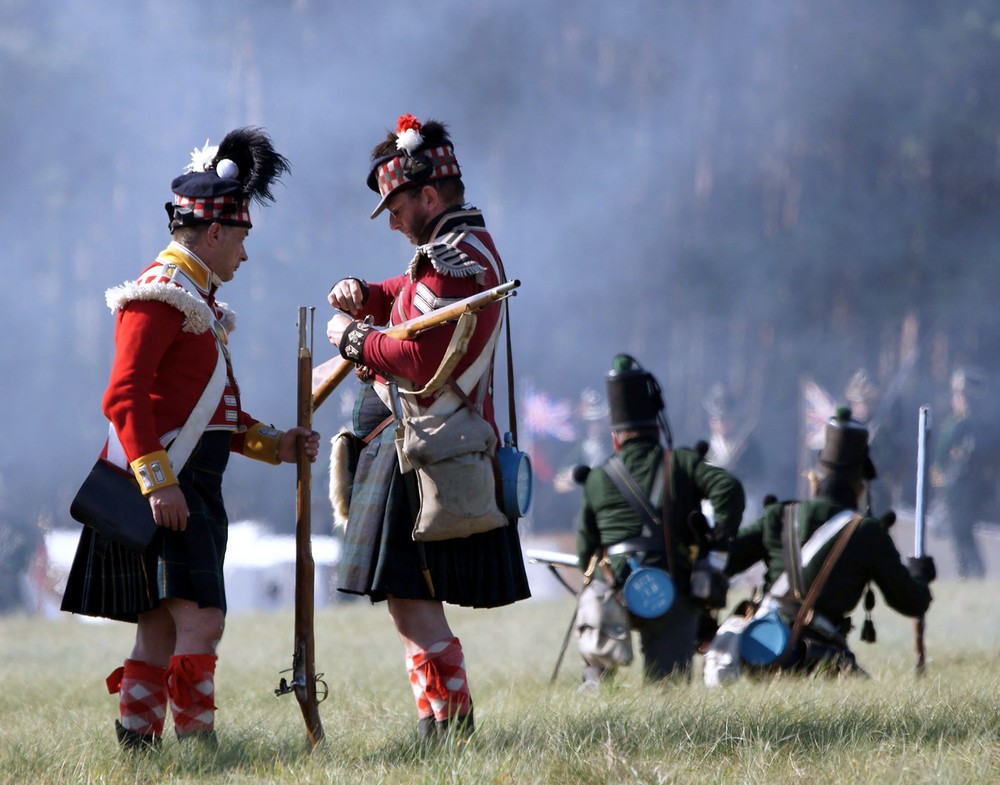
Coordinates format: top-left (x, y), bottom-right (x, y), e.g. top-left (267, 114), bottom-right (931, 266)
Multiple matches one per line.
top-left (43, 522), bottom-right (342, 616)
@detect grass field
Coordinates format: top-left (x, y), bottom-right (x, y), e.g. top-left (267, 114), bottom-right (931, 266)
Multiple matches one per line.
top-left (1, 579), bottom-right (998, 784)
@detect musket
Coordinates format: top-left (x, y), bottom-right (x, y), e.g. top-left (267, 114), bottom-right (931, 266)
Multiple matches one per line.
top-left (312, 278), bottom-right (521, 412)
top-left (525, 549), bottom-right (582, 683)
top-left (275, 306), bottom-right (327, 748)
top-left (525, 548), bottom-right (581, 597)
top-left (913, 404), bottom-right (931, 677)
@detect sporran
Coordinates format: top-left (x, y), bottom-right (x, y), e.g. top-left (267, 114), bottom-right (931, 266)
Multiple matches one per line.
top-left (70, 459), bottom-right (157, 553)
top-left (329, 427), bottom-right (364, 529)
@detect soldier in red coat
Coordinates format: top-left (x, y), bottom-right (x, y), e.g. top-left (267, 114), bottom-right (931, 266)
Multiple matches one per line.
top-left (326, 114), bottom-right (530, 741)
top-left (61, 128), bottom-right (320, 749)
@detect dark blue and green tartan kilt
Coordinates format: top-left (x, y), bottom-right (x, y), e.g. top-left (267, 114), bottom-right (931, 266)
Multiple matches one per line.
top-left (337, 386), bottom-right (531, 608)
top-left (61, 432), bottom-right (232, 623)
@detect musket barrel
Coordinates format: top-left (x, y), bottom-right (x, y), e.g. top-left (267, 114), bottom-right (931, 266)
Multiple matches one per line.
top-left (525, 548), bottom-right (580, 570)
top-left (913, 405), bottom-right (931, 559)
top-left (912, 404), bottom-right (931, 678)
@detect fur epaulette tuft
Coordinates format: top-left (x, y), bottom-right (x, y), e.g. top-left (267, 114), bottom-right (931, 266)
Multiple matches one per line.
top-left (408, 230), bottom-right (486, 280)
top-left (105, 281), bottom-right (234, 335)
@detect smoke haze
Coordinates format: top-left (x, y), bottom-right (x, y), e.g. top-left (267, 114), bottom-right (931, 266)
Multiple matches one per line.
top-left (3, 0), bottom-right (1000, 551)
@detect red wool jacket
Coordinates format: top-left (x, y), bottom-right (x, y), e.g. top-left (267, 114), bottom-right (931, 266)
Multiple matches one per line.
top-left (101, 242), bottom-right (282, 494)
top-left (346, 208), bottom-right (507, 424)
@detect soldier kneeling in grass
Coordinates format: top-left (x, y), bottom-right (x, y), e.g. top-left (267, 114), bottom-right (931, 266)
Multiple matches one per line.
top-left (706, 407), bottom-right (934, 683)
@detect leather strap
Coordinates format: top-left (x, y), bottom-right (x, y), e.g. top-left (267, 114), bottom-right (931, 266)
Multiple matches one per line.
top-left (503, 298), bottom-right (519, 446)
top-left (163, 336), bottom-right (227, 472)
top-left (605, 537), bottom-right (665, 556)
top-left (109, 316), bottom-right (228, 475)
top-left (404, 312), bottom-right (476, 397)
top-left (363, 415), bottom-right (395, 445)
top-left (780, 512), bottom-right (863, 663)
top-left (604, 452), bottom-right (675, 576)
top-left (661, 450), bottom-right (674, 577)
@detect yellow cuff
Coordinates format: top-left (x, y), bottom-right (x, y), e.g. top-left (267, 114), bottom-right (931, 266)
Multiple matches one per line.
top-left (130, 450), bottom-right (178, 494)
top-left (243, 422), bottom-right (284, 465)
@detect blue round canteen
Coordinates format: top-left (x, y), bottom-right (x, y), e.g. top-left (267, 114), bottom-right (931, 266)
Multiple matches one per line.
top-left (497, 432), bottom-right (532, 519)
top-left (621, 558), bottom-right (675, 619)
top-left (739, 610), bottom-right (791, 665)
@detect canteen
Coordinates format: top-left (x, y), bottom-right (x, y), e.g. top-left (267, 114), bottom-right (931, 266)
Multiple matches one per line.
top-left (621, 557), bottom-right (674, 619)
top-left (497, 432), bottom-right (532, 519)
top-left (739, 609), bottom-right (791, 665)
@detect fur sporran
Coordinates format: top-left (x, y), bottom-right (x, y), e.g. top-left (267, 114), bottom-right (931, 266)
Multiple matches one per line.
top-left (574, 580), bottom-right (633, 668)
top-left (401, 406), bottom-right (507, 542)
top-left (329, 428), bottom-right (363, 529)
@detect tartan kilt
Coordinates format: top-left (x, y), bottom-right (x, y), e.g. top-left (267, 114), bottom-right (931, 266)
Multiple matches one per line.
top-left (337, 389), bottom-right (531, 608)
top-left (61, 432), bottom-right (232, 622)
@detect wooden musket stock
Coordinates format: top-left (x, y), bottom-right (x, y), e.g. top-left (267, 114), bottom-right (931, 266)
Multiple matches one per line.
top-left (275, 306), bottom-right (325, 748)
top-left (312, 278), bottom-right (521, 412)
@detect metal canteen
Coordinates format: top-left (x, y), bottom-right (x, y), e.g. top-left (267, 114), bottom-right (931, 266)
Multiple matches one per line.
top-left (497, 432), bottom-right (532, 519)
top-left (738, 609), bottom-right (791, 665)
top-left (621, 557), bottom-right (675, 619)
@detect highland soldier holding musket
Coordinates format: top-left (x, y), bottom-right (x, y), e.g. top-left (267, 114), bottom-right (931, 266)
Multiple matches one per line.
top-left (324, 114), bottom-right (530, 742)
top-left (60, 129), bottom-right (320, 750)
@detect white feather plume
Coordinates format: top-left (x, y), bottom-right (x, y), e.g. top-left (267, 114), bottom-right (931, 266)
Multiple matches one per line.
top-left (185, 139), bottom-right (219, 173)
top-left (396, 128), bottom-right (423, 155)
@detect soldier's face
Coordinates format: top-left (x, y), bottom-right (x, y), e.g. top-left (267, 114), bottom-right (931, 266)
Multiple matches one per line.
top-left (386, 187), bottom-right (430, 245)
top-left (203, 223), bottom-right (249, 282)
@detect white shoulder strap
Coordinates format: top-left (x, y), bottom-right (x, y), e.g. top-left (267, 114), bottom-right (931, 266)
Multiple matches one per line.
top-left (767, 509), bottom-right (858, 599)
top-left (162, 340), bottom-right (227, 471)
top-left (106, 266), bottom-right (230, 475)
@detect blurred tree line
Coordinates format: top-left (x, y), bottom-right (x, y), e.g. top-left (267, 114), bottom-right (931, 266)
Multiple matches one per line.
top-left (596, 2), bottom-right (1000, 501)
top-left (3, 1), bottom-right (1000, 608)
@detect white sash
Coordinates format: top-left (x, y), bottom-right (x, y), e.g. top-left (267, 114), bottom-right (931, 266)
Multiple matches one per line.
top-left (764, 508), bottom-right (858, 603)
top-left (105, 263), bottom-right (229, 474)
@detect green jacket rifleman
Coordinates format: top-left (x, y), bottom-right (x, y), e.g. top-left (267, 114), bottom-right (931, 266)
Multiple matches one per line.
top-left (577, 437), bottom-right (745, 587)
top-left (725, 499), bottom-right (931, 625)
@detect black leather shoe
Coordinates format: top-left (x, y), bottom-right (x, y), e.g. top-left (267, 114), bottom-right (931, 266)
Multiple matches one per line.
top-left (115, 720), bottom-right (161, 752)
top-left (437, 706), bottom-right (475, 741)
top-left (175, 728), bottom-right (219, 749)
top-left (417, 715), bottom-right (438, 741)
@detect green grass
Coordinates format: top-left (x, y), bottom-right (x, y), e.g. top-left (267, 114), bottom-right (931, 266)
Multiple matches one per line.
top-left (1, 581), bottom-right (998, 784)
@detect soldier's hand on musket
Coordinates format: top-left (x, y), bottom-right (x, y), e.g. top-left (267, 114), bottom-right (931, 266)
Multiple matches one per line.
top-left (277, 426), bottom-right (321, 464)
top-left (326, 313), bottom-right (352, 347)
top-left (907, 555), bottom-right (937, 583)
top-left (327, 277), bottom-right (366, 314)
top-left (148, 484), bottom-right (189, 531)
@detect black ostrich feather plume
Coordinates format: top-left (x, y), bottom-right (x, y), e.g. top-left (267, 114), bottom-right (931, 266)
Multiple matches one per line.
top-left (214, 127), bottom-right (290, 204)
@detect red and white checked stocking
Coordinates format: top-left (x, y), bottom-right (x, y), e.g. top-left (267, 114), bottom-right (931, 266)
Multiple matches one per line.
top-left (106, 659), bottom-right (167, 738)
top-left (409, 637), bottom-right (472, 722)
top-left (405, 651), bottom-right (434, 721)
top-left (165, 653), bottom-right (217, 737)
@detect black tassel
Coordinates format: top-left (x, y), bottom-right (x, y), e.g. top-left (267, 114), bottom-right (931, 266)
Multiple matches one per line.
top-left (860, 586), bottom-right (876, 643)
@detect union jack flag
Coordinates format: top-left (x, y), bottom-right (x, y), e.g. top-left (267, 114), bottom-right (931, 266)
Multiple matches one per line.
top-left (521, 387), bottom-right (578, 442)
